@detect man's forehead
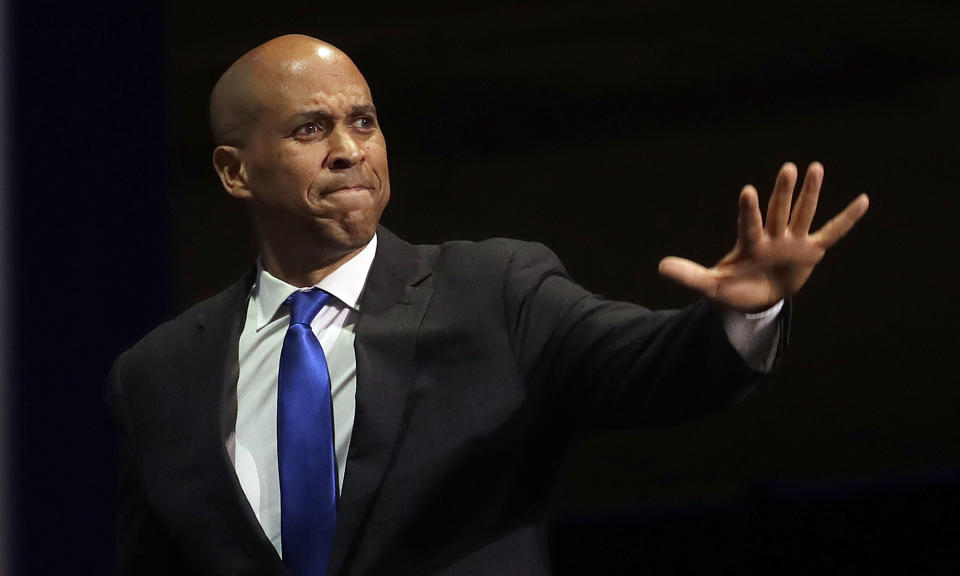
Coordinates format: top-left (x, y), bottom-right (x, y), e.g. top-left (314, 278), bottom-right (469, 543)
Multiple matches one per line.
top-left (303, 89), bottom-right (373, 108)
top-left (254, 55), bottom-right (372, 109)
top-left (262, 79), bottom-right (373, 117)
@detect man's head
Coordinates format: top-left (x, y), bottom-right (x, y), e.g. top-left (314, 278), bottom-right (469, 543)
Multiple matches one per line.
top-left (210, 35), bottom-right (389, 275)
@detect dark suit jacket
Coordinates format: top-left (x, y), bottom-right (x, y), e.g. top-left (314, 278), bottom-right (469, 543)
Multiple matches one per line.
top-left (108, 227), bottom-right (774, 575)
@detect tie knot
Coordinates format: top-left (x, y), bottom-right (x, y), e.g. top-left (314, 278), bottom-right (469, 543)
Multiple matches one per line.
top-left (284, 289), bottom-right (331, 326)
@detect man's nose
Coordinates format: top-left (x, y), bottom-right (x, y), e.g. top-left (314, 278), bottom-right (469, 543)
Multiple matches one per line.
top-left (324, 125), bottom-right (364, 170)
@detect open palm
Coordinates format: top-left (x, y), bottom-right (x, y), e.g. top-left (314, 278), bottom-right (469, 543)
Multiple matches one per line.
top-left (659, 162), bottom-right (869, 313)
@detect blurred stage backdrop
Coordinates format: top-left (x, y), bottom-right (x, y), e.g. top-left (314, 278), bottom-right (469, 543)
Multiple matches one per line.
top-left (6, 0), bottom-right (959, 574)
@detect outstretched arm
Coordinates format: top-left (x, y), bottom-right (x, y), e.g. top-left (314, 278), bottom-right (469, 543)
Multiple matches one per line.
top-left (658, 162), bottom-right (869, 313)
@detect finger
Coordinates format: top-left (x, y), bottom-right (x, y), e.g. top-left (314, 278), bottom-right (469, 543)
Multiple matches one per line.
top-left (658, 256), bottom-right (719, 299)
top-left (789, 161), bottom-right (824, 235)
top-left (739, 185), bottom-right (763, 248)
top-left (810, 194), bottom-right (870, 249)
top-left (766, 162), bottom-right (797, 236)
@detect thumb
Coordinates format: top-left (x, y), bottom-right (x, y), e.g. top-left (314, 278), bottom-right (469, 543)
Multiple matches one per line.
top-left (658, 256), bottom-right (718, 297)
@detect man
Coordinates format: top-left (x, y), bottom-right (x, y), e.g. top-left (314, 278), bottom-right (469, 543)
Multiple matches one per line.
top-left (108, 34), bottom-right (868, 575)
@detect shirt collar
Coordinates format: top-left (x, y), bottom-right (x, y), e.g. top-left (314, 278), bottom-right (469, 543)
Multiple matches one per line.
top-left (253, 234), bottom-right (378, 331)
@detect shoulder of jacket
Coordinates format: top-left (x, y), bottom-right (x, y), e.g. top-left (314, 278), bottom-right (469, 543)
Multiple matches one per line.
top-left (427, 236), bottom-right (554, 263)
top-left (114, 275), bottom-right (249, 373)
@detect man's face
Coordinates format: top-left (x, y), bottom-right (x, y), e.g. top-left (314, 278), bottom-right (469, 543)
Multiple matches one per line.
top-left (239, 47), bottom-right (390, 251)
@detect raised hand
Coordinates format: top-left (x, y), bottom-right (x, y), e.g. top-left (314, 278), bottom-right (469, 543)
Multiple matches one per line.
top-left (658, 162), bottom-right (869, 313)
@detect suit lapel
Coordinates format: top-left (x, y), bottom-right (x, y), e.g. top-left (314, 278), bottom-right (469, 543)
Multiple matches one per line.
top-left (328, 227), bottom-right (434, 575)
top-left (189, 272), bottom-right (289, 575)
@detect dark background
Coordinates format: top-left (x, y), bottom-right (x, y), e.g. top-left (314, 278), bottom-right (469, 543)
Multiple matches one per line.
top-left (7, 0), bottom-right (960, 574)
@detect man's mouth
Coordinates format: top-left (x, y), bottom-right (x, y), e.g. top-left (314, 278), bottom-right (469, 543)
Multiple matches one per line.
top-left (320, 185), bottom-right (373, 196)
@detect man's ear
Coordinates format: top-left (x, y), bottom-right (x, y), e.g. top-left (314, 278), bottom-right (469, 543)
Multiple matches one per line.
top-left (212, 145), bottom-right (252, 200)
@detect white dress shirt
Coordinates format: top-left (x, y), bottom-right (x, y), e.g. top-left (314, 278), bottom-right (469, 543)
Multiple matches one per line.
top-left (234, 235), bottom-right (377, 555)
top-left (232, 234), bottom-right (781, 555)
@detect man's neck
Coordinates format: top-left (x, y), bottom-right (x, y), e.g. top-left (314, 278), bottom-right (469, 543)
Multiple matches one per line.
top-left (259, 243), bottom-right (366, 288)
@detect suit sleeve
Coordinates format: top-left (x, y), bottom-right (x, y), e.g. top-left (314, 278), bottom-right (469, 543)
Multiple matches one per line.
top-left (106, 356), bottom-right (201, 576)
top-left (504, 241), bottom-right (773, 430)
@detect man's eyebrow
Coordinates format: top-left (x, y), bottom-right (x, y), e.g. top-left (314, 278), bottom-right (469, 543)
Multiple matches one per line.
top-left (287, 104), bottom-right (377, 125)
top-left (349, 104), bottom-right (378, 117)
top-left (288, 109), bottom-right (334, 125)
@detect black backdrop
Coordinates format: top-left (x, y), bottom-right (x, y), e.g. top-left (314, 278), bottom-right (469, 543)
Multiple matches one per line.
top-left (8, 1), bottom-right (960, 574)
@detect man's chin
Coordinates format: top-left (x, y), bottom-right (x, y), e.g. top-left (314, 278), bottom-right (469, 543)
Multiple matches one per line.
top-left (312, 215), bottom-right (378, 251)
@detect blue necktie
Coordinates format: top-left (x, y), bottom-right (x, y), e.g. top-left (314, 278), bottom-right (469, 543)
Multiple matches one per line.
top-left (278, 289), bottom-right (337, 576)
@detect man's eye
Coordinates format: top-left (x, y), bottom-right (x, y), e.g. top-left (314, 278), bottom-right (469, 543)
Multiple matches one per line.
top-left (352, 116), bottom-right (375, 130)
top-left (294, 122), bottom-right (322, 137)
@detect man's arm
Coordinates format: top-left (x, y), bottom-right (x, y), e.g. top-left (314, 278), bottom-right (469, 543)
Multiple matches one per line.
top-left (505, 162), bottom-right (861, 429)
top-left (504, 241), bottom-right (772, 430)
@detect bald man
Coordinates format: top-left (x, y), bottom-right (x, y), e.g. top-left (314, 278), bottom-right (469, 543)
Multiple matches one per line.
top-left (108, 35), bottom-right (867, 576)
